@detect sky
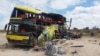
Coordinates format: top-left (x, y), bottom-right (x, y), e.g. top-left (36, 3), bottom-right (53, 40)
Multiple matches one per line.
top-left (0, 0), bottom-right (100, 29)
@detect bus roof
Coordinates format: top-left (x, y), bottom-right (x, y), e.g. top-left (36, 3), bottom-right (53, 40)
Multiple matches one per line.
top-left (15, 6), bottom-right (42, 14)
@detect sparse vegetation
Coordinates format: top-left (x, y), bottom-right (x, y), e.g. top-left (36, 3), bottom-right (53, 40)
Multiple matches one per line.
top-left (0, 30), bottom-right (5, 33)
top-left (72, 27), bottom-right (100, 37)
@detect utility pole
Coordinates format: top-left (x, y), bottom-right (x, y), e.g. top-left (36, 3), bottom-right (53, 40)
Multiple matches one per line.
top-left (68, 18), bottom-right (72, 31)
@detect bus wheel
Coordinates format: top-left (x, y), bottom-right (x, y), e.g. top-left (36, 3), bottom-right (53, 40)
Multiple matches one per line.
top-left (29, 34), bottom-right (37, 46)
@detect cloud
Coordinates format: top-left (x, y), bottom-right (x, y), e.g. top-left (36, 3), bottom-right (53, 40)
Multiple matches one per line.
top-left (50, 0), bottom-right (86, 10)
top-left (65, 1), bottom-right (100, 29)
top-left (18, 0), bottom-right (48, 5)
top-left (93, 0), bottom-right (100, 6)
top-left (17, 0), bottom-right (49, 11)
top-left (0, 0), bottom-right (49, 29)
top-left (0, 0), bottom-right (15, 29)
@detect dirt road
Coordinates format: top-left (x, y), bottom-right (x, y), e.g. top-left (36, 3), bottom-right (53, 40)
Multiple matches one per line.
top-left (0, 32), bottom-right (100, 56)
top-left (60, 37), bottom-right (100, 56)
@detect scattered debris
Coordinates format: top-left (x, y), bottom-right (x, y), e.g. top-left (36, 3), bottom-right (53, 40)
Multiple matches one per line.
top-left (71, 50), bottom-right (77, 54)
top-left (62, 43), bottom-right (68, 47)
top-left (88, 40), bottom-right (97, 42)
top-left (99, 43), bottom-right (100, 45)
top-left (60, 39), bottom-right (66, 44)
top-left (45, 41), bottom-right (57, 56)
top-left (71, 45), bottom-right (84, 47)
top-left (94, 40), bottom-right (97, 42)
top-left (33, 45), bottom-right (40, 51)
top-left (57, 47), bottom-right (66, 55)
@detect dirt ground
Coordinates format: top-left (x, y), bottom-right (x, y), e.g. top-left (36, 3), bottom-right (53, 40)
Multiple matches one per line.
top-left (0, 32), bottom-right (100, 56)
